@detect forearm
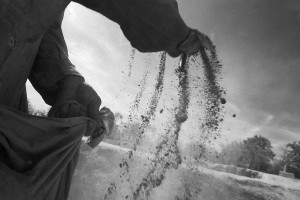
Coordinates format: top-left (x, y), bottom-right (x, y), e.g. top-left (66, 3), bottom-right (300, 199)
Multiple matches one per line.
top-left (29, 13), bottom-right (83, 105)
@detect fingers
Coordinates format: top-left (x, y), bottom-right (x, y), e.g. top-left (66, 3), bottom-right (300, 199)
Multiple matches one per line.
top-left (177, 29), bottom-right (214, 55)
top-left (194, 29), bottom-right (215, 52)
top-left (178, 30), bottom-right (201, 55)
top-left (49, 101), bottom-right (87, 118)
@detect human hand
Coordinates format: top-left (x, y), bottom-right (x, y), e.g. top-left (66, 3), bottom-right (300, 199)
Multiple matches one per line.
top-left (177, 29), bottom-right (215, 55)
top-left (50, 75), bottom-right (101, 136)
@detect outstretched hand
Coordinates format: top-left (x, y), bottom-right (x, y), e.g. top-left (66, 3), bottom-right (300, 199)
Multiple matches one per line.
top-left (177, 29), bottom-right (215, 55)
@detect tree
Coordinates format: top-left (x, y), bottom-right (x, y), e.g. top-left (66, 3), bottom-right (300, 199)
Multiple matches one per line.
top-left (240, 135), bottom-right (275, 172)
top-left (283, 141), bottom-right (300, 169)
top-left (217, 141), bottom-right (244, 166)
top-left (268, 158), bottom-right (285, 175)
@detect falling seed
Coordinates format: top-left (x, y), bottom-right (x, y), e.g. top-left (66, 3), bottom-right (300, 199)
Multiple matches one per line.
top-left (220, 98), bottom-right (226, 104)
top-left (127, 48), bottom-right (136, 77)
top-left (233, 114), bottom-right (236, 117)
top-left (106, 40), bottom-right (225, 199)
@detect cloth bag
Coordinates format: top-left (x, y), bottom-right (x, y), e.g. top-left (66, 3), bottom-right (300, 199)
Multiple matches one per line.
top-left (0, 104), bottom-right (89, 200)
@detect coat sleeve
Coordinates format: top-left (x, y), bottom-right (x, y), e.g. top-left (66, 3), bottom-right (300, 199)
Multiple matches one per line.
top-left (29, 13), bottom-right (83, 106)
top-left (73, 0), bottom-right (191, 57)
top-left (12, 0), bottom-right (189, 57)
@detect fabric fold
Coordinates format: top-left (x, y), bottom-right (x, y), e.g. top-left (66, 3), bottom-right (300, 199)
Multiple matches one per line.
top-left (0, 105), bottom-right (89, 200)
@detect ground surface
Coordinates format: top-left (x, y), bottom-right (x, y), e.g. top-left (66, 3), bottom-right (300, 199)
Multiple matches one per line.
top-left (69, 142), bottom-right (300, 200)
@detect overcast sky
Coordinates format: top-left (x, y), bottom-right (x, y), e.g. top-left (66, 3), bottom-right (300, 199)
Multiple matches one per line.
top-left (27, 0), bottom-right (300, 153)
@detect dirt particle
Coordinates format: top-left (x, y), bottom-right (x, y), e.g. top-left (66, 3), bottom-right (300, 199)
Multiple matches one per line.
top-left (220, 98), bottom-right (226, 104)
top-left (127, 48), bottom-right (136, 77)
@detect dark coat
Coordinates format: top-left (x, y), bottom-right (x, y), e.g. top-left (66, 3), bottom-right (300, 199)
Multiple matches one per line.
top-left (0, 0), bottom-right (189, 111)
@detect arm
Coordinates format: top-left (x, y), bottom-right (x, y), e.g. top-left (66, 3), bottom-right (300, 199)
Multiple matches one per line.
top-left (30, 12), bottom-right (101, 137)
top-left (14, 0), bottom-right (209, 57)
top-left (73, 0), bottom-right (191, 57)
top-left (29, 13), bottom-right (82, 106)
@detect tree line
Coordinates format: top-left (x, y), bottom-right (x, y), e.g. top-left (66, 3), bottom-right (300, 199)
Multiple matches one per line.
top-left (108, 112), bottom-right (300, 179)
top-left (207, 135), bottom-right (300, 178)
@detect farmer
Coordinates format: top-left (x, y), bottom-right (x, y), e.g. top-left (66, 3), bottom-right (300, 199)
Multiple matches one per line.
top-left (0, 1), bottom-right (212, 133)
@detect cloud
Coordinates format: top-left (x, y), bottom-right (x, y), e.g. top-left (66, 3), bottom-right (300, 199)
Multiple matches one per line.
top-left (211, 0), bottom-right (300, 112)
top-left (201, 0), bottom-right (300, 143)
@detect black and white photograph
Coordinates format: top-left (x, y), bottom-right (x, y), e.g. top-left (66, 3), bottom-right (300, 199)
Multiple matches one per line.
top-left (0, 0), bottom-right (300, 199)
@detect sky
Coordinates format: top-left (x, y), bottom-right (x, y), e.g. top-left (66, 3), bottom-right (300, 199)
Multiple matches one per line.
top-left (27, 0), bottom-right (300, 153)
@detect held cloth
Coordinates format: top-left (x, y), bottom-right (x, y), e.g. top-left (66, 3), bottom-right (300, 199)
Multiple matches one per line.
top-left (0, 104), bottom-right (90, 200)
